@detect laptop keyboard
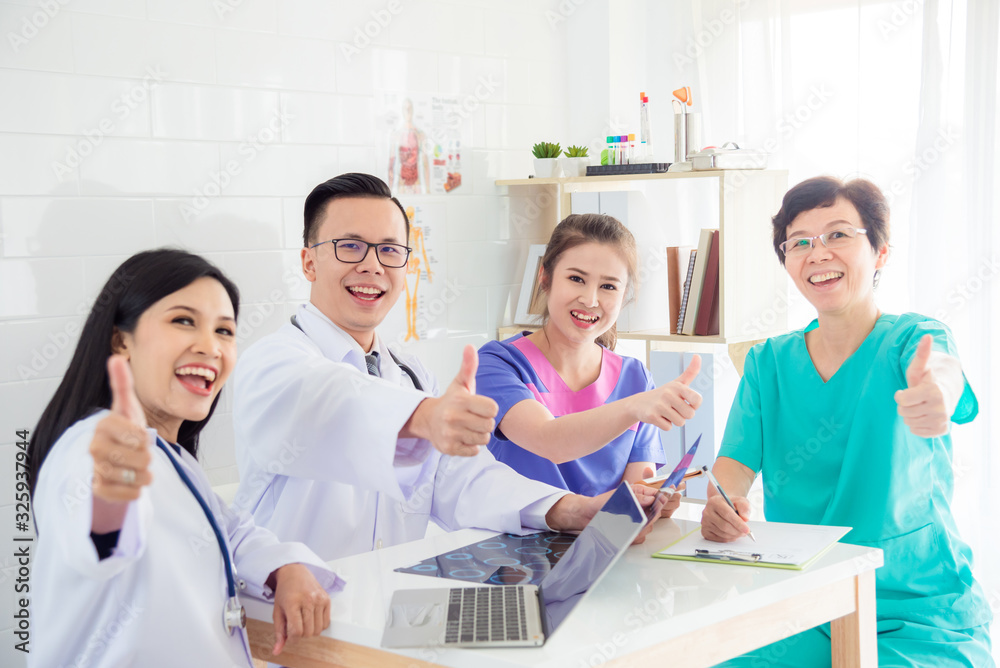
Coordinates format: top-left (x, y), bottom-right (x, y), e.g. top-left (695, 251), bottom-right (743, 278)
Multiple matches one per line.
top-left (444, 586), bottom-right (529, 644)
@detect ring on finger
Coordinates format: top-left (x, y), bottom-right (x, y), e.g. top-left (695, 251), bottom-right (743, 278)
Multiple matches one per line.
top-left (120, 467), bottom-right (137, 485)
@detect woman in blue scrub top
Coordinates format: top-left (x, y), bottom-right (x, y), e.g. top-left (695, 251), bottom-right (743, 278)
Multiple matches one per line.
top-left (476, 213), bottom-right (702, 506)
top-left (702, 177), bottom-right (993, 667)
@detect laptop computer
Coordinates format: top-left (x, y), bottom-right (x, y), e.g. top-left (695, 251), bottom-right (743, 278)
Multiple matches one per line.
top-left (381, 481), bottom-right (661, 649)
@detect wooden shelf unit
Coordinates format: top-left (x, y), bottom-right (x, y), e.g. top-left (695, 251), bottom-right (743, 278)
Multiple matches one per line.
top-left (495, 169), bottom-right (789, 370)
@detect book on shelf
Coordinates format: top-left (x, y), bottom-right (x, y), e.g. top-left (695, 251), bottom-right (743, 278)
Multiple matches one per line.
top-left (676, 248), bottom-right (698, 333)
top-left (705, 275), bottom-right (720, 335)
top-left (681, 229), bottom-right (716, 335)
top-left (694, 230), bottom-right (720, 336)
top-left (666, 245), bottom-right (695, 334)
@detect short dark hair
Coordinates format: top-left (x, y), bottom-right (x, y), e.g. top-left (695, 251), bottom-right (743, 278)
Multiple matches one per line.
top-left (302, 173), bottom-right (409, 247)
top-left (771, 176), bottom-right (890, 265)
top-left (28, 249), bottom-right (239, 498)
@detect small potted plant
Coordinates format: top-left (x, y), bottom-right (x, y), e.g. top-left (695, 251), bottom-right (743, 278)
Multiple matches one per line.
top-left (531, 141), bottom-right (562, 178)
top-left (559, 145), bottom-right (590, 177)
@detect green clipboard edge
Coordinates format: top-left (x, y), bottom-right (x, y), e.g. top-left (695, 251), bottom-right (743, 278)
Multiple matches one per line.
top-left (651, 525), bottom-right (840, 571)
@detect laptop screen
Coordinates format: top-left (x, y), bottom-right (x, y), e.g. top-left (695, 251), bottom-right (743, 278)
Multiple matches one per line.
top-left (536, 482), bottom-right (645, 635)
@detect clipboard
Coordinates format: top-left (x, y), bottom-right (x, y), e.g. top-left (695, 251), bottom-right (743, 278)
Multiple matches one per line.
top-left (652, 522), bottom-right (851, 570)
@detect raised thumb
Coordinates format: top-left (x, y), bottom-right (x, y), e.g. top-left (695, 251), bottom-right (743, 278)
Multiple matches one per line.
top-left (454, 344), bottom-right (478, 393)
top-left (907, 334), bottom-right (933, 388)
top-left (677, 354), bottom-right (702, 386)
top-left (108, 355), bottom-right (146, 428)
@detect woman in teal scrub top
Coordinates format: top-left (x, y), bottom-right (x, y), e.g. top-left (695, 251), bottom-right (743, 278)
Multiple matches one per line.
top-left (703, 176), bottom-right (993, 667)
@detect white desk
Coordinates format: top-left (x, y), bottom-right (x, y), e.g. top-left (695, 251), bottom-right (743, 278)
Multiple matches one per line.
top-left (246, 513), bottom-right (882, 668)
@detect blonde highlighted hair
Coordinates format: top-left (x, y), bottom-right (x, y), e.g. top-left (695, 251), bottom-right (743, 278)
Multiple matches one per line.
top-left (536, 213), bottom-right (638, 350)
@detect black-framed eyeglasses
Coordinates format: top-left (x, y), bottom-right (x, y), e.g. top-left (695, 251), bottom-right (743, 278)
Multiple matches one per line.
top-left (310, 238), bottom-right (412, 268)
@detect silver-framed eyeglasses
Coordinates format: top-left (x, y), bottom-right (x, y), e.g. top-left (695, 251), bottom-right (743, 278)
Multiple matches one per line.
top-left (310, 238), bottom-right (412, 268)
top-left (779, 227), bottom-right (867, 256)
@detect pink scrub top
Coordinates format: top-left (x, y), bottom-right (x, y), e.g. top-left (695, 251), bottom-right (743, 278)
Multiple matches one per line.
top-left (477, 333), bottom-right (666, 496)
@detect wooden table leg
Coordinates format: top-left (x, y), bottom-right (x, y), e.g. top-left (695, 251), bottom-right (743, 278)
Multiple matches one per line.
top-left (831, 569), bottom-right (877, 667)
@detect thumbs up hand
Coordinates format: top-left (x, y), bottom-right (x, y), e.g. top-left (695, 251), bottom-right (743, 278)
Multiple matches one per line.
top-left (109, 354), bottom-right (147, 430)
top-left (89, 355), bottom-right (154, 504)
top-left (895, 335), bottom-right (950, 438)
top-left (627, 354), bottom-right (703, 431)
top-left (452, 343), bottom-right (479, 395)
top-left (410, 345), bottom-right (498, 457)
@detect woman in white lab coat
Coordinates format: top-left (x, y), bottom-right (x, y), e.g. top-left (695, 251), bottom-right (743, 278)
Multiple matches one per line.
top-left (27, 249), bottom-right (342, 668)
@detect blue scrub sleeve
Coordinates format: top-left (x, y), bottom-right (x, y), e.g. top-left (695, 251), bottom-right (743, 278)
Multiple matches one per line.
top-left (628, 423), bottom-right (667, 464)
top-left (476, 342), bottom-right (537, 441)
top-left (897, 315), bottom-right (978, 424)
top-left (627, 366), bottom-right (666, 465)
top-left (717, 344), bottom-right (765, 474)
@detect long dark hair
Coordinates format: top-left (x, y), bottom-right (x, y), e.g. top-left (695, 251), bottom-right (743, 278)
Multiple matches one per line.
top-left (27, 249), bottom-right (240, 497)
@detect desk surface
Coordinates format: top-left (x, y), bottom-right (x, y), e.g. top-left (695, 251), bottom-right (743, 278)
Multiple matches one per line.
top-left (247, 506), bottom-right (883, 668)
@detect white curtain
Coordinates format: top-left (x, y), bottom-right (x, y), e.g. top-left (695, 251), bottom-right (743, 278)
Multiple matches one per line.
top-left (649, 0), bottom-right (1000, 645)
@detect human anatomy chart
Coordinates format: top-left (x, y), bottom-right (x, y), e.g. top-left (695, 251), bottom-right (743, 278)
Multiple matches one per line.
top-left (383, 202), bottom-right (446, 345)
top-left (380, 93), bottom-right (463, 195)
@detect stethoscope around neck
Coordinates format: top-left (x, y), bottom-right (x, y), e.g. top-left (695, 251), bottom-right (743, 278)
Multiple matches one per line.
top-left (154, 436), bottom-right (246, 635)
top-left (289, 315), bottom-right (424, 391)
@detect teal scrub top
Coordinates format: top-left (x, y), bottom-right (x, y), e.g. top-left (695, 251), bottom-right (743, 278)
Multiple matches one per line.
top-left (719, 313), bottom-right (990, 631)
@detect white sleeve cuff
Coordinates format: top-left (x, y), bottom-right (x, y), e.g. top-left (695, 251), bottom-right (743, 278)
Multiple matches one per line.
top-left (239, 542), bottom-right (345, 601)
top-left (394, 437), bottom-right (433, 466)
top-left (518, 492), bottom-right (571, 532)
top-left (928, 351), bottom-right (963, 418)
top-left (108, 495), bottom-right (148, 560)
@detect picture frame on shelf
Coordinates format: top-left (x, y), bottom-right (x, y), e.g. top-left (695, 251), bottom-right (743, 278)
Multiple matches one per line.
top-left (514, 244), bottom-right (548, 326)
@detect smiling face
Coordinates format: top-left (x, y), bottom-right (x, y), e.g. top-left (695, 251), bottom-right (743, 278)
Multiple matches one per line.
top-left (114, 276), bottom-right (237, 442)
top-left (302, 197), bottom-right (408, 351)
top-left (542, 241), bottom-right (629, 346)
top-left (784, 197), bottom-right (888, 318)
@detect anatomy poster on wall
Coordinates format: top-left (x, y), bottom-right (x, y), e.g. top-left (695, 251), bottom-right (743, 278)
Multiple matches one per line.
top-left (383, 202), bottom-right (447, 346)
top-left (379, 93), bottom-right (462, 195)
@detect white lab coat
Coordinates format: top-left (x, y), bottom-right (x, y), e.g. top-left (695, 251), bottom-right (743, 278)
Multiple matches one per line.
top-left (231, 302), bottom-right (569, 561)
top-left (30, 411), bottom-right (343, 668)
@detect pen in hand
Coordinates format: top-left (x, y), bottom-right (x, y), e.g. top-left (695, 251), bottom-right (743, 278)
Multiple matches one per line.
top-left (702, 465), bottom-right (756, 543)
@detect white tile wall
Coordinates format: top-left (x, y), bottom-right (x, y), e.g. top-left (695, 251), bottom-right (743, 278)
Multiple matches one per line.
top-left (218, 143), bottom-right (340, 197)
top-left (0, 258), bottom-right (87, 319)
top-left (71, 13), bottom-right (217, 82)
top-left (0, 3), bottom-right (75, 72)
top-left (146, 0), bottom-right (277, 32)
top-left (78, 139), bottom-right (221, 196)
top-left (0, 135), bottom-right (84, 195)
top-left (0, 3), bottom-right (574, 666)
top-left (215, 30), bottom-right (338, 91)
top-left (152, 198), bottom-right (283, 252)
top-left (1, 0), bottom-right (146, 19)
top-left (0, 70), bottom-right (152, 137)
top-left (388, 1), bottom-right (484, 55)
top-left (279, 0), bottom-right (393, 45)
top-left (0, 197), bottom-right (156, 258)
top-left (281, 197), bottom-right (306, 248)
top-left (0, 317), bottom-right (83, 383)
top-left (152, 84), bottom-right (282, 142)
top-left (279, 92), bottom-right (343, 145)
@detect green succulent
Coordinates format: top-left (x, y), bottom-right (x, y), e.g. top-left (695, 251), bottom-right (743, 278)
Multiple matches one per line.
top-left (564, 145), bottom-right (589, 158)
top-left (531, 141), bottom-right (562, 159)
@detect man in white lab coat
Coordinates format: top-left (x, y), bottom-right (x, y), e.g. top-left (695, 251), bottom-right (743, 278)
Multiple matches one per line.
top-left (231, 173), bottom-right (645, 561)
